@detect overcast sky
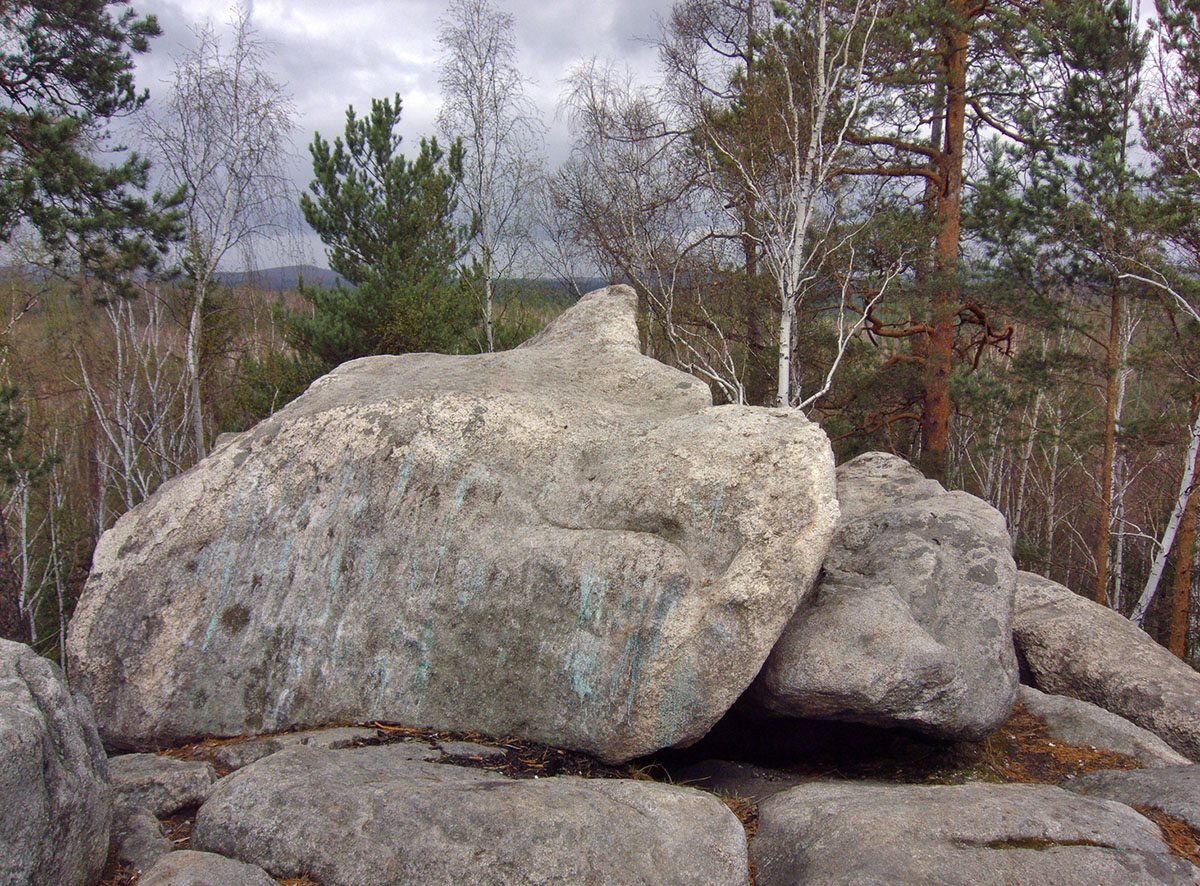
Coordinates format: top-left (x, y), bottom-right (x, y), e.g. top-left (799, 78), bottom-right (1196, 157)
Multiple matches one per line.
top-left (126, 0), bottom-right (673, 267)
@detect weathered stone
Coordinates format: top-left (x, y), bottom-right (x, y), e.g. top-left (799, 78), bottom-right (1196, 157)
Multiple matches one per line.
top-left (207, 725), bottom-right (378, 771)
top-left (108, 753), bottom-right (216, 815)
top-left (1019, 686), bottom-right (1190, 768)
top-left (0, 639), bottom-right (112, 886)
top-left (752, 781), bottom-right (1198, 885)
top-left (749, 452), bottom-right (1018, 738)
top-left (139, 850), bottom-right (275, 886)
top-left (192, 745), bottom-right (749, 885)
top-left (1065, 765), bottom-right (1200, 831)
top-left (111, 802), bottom-right (174, 873)
top-left (1015, 571), bottom-right (1200, 760)
top-left (67, 286), bottom-right (838, 763)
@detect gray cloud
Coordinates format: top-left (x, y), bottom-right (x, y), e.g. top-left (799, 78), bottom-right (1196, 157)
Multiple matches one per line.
top-left (125, 0), bottom-right (675, 267)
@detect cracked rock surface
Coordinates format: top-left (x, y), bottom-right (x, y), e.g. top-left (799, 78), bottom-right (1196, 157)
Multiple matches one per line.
top-left (67, 286), bottom-right (838, 762)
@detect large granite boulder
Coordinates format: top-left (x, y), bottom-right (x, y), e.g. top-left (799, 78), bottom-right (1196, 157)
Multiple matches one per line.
top-left (1019, 686), bottom-right (1190, 767)
top-left (748, 452), bottom-right (1018, 738)
top-left (67, 286), bottom-right (838, 762)
top-left (0, 639), bottom-right (112, 886)
top-left (1014, 571), bottom-right (1200, 760)
top-left (191, 745), bottom-right (750, 885)
top-left (752, 781), bottom-right (1198, 885)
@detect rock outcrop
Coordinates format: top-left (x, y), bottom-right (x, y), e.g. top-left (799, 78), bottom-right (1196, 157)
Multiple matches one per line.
top-left (191, 745), bottom-right (750, 885)
top-left (0, 639), bottom-right (112, 886)
top-left (748, 452), bottom-right (1018, 738)
top-left (1014, 571), bottom-right (1200, 760)
top-left (67, 286), bottom-right (839, 763)
top-left (751, 781), bottom-right (1199, 885)
top-left (1019, 686), bottom-right (1190, 767)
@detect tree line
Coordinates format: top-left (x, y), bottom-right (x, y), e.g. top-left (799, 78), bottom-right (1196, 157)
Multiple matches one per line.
top-left (0, 0), bottom-right (1197, 668)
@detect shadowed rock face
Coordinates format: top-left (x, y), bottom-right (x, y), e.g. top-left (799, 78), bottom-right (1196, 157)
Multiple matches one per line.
top-left (67, 286), bottom-right (838, 763)
top-left (0, 639), bottom-right (112, 886)
top-left (748, 452), bottom-right (1018, 739)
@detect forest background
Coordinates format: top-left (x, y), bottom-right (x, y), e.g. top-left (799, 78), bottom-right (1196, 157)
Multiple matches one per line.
top-left (1, 0), bottom-right (1198, 674)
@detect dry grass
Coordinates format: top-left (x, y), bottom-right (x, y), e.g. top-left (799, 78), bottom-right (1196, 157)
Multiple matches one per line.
top-left (1135, 806), bottom-right (1200, 869)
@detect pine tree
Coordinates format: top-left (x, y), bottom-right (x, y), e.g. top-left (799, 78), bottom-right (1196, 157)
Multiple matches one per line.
top-left (282, 95), bottom-right (475, 370)
top-left (0, 0), bottom-right (180, 281)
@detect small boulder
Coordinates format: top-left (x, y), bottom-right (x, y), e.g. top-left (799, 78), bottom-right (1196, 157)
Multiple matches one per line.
top-left (1014, 571), bottom-right (1200, 760)
top-left (1065, 765), bottom-right (1200, 831)
top-left (749, 452), bottom-right (1018, 738)
top-left (1019, 686), bottom-right (1190, 768)
top-left (139, 850), bottom-right (275, 886)
top-left (192, 744), bottom-right (750, 885)
top-left (111, 802), bottom-right (174, 872)
top-left (0, 639), bottom-right (112, 886)
top-left (108, 753), bottom-right (216, 815)
top-left (68, 286), bottom-right (839, 763)
top-left (752, 781), bottom-right (1198, 885)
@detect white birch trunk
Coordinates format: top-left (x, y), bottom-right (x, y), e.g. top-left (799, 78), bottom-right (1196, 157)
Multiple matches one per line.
top-left (1131, 405), bottom-right (1200, 626)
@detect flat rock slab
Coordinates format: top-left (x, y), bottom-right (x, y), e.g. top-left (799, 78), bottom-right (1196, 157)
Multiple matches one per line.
top-left (139, 850), bottom-right (275, 886)
top-left (752, 781), bottom-right (1198, 885)
top-left (1015, 571), bottom-right (1200, 760)
top-left (206, 725), bottom-right (378, 771)
top-left (749, 452), bottom-right (1018, 738)
top-left (0, 639), bottom-right (111, 886)
top-left (1020, 686), bottom-right (1190, 768)
top-left (192, 745), bottom-right (749, 885)
top-left (109, 753), bottom-right (217, 815)
top-left (1066, 765), bottom-right (1200, 830)
top-left (68, 286), bottom-right (838, 762)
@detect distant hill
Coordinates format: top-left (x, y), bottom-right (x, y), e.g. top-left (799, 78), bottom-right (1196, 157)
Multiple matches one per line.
top-left (213, 265), bottom-right (344, 291)
top-left (211, 268), bottom-right (606, 301)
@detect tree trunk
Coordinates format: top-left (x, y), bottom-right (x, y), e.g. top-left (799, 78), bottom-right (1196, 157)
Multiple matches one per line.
top-left (1169, 444), bottom-right (1200, 658)
top-left (185, 276), bottom-right (208, 460)
top-left (919, 14), bottom-right (967, 485)
top-left (776, 293), bottom-right (795, 408)
top-left (1093, 282), bottom-right (1121, 605)
top-left (1132, 403), bottom-right (1200, 627)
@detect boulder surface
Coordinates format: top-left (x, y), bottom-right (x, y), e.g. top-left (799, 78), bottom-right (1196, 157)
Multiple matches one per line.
top-left (139, 850), bottom-right (275, 886)
top-left (749, 452), bottom-right (1018, 738)
top-left (67, 286), bottom-right (838, 762)
top-left (108, 753), bottom-right (217, 815)
top-left (0, 639), bottom-right (112, 886)
top-left (1065, 765), bottom-right (1200, 831)
top-left (1019, 686), bottom-right (1190, 767)
top-left (192, 745), bottom-right (750, 885)
top-left (1014, 570), bottom-right (1200, 760)
top-left (752, 781), bottom-right (1198, 885)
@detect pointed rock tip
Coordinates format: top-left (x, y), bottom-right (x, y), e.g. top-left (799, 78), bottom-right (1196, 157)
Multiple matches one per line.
top-left (519, 285), bottom-right (639, 353)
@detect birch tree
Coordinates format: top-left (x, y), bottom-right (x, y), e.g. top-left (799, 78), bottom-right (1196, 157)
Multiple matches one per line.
top-left (663, 0), bottom-right (887, 408)
top-left (141, 4), bottom-right (294, 458)
top-left (437, 0), bottom-right (545, 351)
